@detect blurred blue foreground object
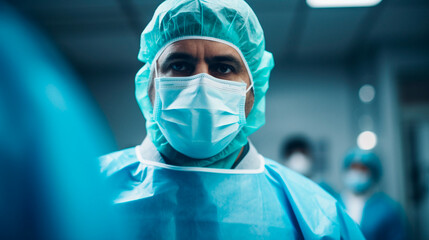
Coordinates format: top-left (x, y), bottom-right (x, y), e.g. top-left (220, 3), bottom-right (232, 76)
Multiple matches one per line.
top-left (0, 2), bottom-right (126, 239)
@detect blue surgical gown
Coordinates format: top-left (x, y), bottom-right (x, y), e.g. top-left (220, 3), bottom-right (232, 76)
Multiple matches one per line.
top-left (100, 140), bottom-right (364, 239)
top-left (359, 193), bottom-right (407, 240)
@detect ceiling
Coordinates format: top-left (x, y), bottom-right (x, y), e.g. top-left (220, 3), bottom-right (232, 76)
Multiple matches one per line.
top-left (8, 0), bottom-right (429, 76)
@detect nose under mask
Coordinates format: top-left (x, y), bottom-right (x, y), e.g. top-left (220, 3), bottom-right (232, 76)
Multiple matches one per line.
top-left (345, 169), bottom-right (373, 194)
top-left (153, 72), bottom-right (252, 159)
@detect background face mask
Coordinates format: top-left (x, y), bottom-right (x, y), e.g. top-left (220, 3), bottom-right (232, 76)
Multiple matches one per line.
top-left (345, 169), bottom-right (373, 194)
top-left (285, 152), bottom-right (313, 177)
top-left (153, 73), bottom-right (249, 159)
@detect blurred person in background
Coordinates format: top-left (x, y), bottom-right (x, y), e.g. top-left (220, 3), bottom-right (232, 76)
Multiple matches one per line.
top-left (99, 0), bottom-right (364, 239)
top-left (282, 136), bottom-right (314, 178)
top-left (0, 1), bottom-right (125, 239)
top-left (341, 148), bottom-right (408, 240)
top-left (281, 136), bottom-right (340, 200)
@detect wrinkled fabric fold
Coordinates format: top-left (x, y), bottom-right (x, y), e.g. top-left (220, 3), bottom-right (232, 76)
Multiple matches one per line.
top-left (154, 73), bottom-right (246, 159)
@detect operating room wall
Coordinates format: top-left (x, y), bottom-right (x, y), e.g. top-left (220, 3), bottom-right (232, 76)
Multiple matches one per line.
top-left (374, 47), bottom-right (429, 239)
top-left (84, 71), bottom-right (146, 150)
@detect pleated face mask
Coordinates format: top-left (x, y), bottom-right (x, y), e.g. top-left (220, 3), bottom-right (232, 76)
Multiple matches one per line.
top-left (345, 169), bottom-right (373, 194)
top-left (153, 73), bottom-right (252, 159)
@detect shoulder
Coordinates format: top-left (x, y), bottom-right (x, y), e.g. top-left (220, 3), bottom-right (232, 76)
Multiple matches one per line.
top-left (367, 192), bottom-right (403, 216)
top-left (362, 192), bottom-right (407, 238)
top-left (264, 158), bottom-right (334, 199)
top-left (99, 147), bottom-right (140, 178)
top-left (371, 192), bottom-right (397, 203)
top-left (263, 157), bottom-right (365, 239)
top-left (368, 192), bottom-right (399, 207)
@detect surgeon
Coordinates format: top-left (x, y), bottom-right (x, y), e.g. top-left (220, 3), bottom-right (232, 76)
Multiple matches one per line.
top-left (99, 0), bottom-right (364, 239)
top-left (341, 148), bottom-right (408, 240)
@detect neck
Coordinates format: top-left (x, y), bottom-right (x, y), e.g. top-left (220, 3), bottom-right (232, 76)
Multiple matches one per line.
top-left (161, 143), bottom-right (246, 169)
top-left (234, 147), bottom-right (245, 163)
top-left (346, 188), bottom-right (374, 199)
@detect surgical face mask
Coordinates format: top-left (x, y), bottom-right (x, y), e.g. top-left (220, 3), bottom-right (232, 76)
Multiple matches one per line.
top-left (285, 152), bottom-right (312, 177)
top-left (345, 169), bottom-right (372, 194)
top-left (153, 72), bottom-right (252, 159)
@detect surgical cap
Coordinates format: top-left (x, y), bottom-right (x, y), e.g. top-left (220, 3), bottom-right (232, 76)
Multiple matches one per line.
top-left (135, 0), bottom-right (274, 160)
top-left (343, 148), bottom-right (383, 183)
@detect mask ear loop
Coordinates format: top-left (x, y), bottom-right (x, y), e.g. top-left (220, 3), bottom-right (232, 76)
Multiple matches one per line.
top-left (246, 82), bottom-right (254, 93)
top-left (153, 59), bottom-right (159, 79)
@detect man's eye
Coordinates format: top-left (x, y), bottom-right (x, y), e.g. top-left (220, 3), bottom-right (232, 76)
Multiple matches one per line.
top-left (171, 62), bottom-right (190, 72)
top-left (214, 64), bottom-right (234, 74)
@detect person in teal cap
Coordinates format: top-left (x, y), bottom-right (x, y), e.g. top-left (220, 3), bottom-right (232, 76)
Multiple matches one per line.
top-left (341, 148), bottom-right (408, 240)
top-left (100, 0), bottom-right (364, 238)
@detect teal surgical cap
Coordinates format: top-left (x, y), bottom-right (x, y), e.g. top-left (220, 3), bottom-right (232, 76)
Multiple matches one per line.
top-left (344, 148), bottom-right (383, 183)
top-left (135, 0), bottom-right (274, 161)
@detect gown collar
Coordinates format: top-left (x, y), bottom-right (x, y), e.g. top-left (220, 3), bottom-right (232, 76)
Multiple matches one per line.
top-left (135, 137), bottom-right (264, 173)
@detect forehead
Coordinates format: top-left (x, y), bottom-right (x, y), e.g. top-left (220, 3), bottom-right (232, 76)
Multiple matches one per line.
top-left (158, 39), bottom-right (244, 62)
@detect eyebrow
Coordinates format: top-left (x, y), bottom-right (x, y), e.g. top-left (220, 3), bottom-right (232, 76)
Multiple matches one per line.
top-left (160, 52), bottom-right (244, 72)
top-left (159, 52), bottom-right (197, 72)
top-left (206, 55), bottom-right (243, 72)
top-left (163, 52), bottom-right (197, 63)
top-left (207, 55), bottom-right (241, 64)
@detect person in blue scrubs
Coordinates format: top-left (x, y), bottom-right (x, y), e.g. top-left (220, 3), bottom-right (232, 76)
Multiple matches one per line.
top-left (100, 0), bottom-right (364, 239)
top-left (341, 148), bottom-right (408, 240)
